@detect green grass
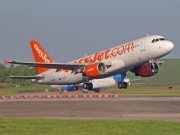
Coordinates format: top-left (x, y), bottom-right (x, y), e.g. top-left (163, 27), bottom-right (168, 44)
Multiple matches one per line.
top-left (107, 86), bottom-right (180, 97)
top-left (0, 85), bottom-right (50, 95)
top-left (1, 85), bottom-right (180, 97)
top-left (0, 118), bottom-right (179, 135)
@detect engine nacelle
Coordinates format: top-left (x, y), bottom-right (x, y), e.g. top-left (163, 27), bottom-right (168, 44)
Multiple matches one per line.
top-left (137, 62), bottom-right (159, 77)
top-left (84, 62), bottom-right (106, 77)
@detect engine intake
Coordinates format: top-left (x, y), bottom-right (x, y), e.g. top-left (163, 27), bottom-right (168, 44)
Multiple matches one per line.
top-left (84, 62), bottom-right (106, 77)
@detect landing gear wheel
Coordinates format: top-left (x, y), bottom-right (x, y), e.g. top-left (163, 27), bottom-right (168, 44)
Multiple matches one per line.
top-left (88, 83), bottom-right (93, 90)
top-left (118, 82), bottom-right (123, 89)
top-left (122, 82), bottom-right (128, 89)
top-left (118, 82), bottom-right (128, 89)
top-left (83, 83), bottom-right (88, 89)
top-left (82, 89), bottom-right (88, 93)
top-left (83, 82), bottom-right (93, 90)
top-left (94, 89), bottom-right (100, 93)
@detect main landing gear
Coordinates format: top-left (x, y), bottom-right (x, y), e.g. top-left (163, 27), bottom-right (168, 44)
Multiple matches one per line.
top-left (82, 82), bottom-right (93, 93)
top-left (118, 82), bottom-right (128, 89)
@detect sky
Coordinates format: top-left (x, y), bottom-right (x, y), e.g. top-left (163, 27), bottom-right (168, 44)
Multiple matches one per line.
top-left (0, 0), bottom-right (179, 64)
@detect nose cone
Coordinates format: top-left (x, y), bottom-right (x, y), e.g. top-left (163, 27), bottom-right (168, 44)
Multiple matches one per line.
top-left (166, 41), bottom-right (174, 52)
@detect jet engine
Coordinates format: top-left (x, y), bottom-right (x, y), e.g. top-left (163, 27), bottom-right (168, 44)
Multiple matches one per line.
top-left (84, 62), bottom-right (106, 77)
top-left (136, 62), bottom-right (159, 77)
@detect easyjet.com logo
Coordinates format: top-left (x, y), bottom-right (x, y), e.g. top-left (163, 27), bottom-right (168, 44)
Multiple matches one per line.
top-left (34, 44), bottom-right (50, 63)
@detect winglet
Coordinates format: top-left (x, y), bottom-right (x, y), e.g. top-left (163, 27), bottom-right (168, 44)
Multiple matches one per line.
top-left (4, 60), bottom-right (9, 66)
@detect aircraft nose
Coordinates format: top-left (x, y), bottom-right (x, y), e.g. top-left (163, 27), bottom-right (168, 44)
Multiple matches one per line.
top-left (166, 41), bottom-right (174, 52)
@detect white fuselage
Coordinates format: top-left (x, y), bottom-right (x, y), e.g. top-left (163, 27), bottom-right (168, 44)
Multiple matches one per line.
top-left (32, 35), bottom-right (174, 85)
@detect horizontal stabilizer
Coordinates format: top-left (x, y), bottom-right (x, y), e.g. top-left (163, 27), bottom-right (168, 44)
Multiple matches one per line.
top-left (10, 76), bottom-right (44, 79)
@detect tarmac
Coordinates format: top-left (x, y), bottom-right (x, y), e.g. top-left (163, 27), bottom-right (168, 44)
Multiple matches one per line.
top-left (0, 90), bottom-right (180, 121)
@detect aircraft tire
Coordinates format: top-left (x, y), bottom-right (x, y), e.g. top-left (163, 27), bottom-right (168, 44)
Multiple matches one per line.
top-left (122, 82), bottom-right (128, 89)
top-left (83, 83), bottom-right (88, 89)
top-left (88, 83), bottom-right (93, 90)
top-left (94, 89), bottom-right (100, 93)
top-left (118, 82), bottom-right (123, 89)
top-left (82, 89), bottom-right (88, 93)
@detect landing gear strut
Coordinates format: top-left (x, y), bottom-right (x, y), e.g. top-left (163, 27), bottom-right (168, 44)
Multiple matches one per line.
top-left (58, 88), bottom-right (63, 94)
top-left (118, 82), bottom-right (128, 89)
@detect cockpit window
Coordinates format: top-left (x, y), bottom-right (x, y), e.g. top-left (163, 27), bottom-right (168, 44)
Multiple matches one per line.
top-left (151, 37), bottom-right (167, 43)
top-left (155, 38), bottom-right (159, 42)
top-left (159, 38), bottom-right (166, 41)
top-left (151, 39), bottom-right (155, 43)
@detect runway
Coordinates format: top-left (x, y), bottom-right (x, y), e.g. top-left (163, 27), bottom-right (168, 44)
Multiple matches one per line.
top-left (0, 97), bottom-right (180, 121)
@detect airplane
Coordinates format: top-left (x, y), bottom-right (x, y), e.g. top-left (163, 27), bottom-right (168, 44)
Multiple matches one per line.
top-left (7, 39), bottom-right (133, 93)
top-left (5, 35), bottom-right (174, 92)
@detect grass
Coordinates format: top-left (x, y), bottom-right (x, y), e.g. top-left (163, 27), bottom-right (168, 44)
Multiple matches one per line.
top-left (0, 118), bottom-right (180, 135)
top-left (1, 85), bottom-right (180, 97)
top-left (107, 85), bottom-right (180, 97)
top-left (0, 85), bottom-right (50, 95)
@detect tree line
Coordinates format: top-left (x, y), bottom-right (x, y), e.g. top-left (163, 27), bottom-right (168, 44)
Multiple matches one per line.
top-left (0, 63), bottom-right (37, 84)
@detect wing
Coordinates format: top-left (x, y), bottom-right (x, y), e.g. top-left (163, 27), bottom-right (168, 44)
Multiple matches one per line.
top-left (10, 76), bottom-right (44, 79)
top-left (5, 60), bottom-right (88, 71)
top-left (156, 61), bottom-right (164, 66)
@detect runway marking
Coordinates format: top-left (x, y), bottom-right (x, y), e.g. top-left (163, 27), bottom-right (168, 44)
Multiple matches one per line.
top-left (0, 94), bottom-right (120, 99)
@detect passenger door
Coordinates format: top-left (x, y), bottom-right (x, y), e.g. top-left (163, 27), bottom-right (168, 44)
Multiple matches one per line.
top-left (140, 37), bottom-right (146, 52)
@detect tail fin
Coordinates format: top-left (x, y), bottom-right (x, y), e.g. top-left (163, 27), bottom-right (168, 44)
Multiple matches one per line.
top-left (30, 40), bottom-right (54, 74)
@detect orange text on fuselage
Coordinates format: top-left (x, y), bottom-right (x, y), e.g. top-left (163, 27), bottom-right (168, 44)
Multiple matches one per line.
top-left (61, 42), bottom-right (134, 73)
top-left (74, 42), bottom-right (134, 64)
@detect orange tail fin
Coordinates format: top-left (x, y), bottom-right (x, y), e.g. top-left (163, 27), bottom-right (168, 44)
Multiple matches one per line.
top-left (30, 40), bottom-right (54, 74)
